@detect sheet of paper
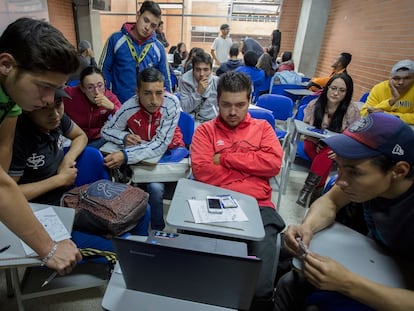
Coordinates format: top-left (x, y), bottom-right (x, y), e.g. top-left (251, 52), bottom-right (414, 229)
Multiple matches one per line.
top-left (21, 207), bottom-right (71, 256)
top-left (187, 199), bottom-right (248, 223)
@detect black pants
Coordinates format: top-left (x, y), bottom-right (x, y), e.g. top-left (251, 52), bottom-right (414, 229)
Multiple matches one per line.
top-left (248, 206), bottom-right (285, 310)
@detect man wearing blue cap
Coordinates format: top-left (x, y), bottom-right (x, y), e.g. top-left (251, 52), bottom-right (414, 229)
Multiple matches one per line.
top-left (274, 113), bottom-right (414, 310)
top-left (361, 59), bottom-right (414, 124)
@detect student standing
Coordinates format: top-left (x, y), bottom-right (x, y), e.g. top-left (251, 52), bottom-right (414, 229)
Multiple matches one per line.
top-left (99, 0), bottom-right (172, 103)
top-left (0, 17), bottom-right (81, 274)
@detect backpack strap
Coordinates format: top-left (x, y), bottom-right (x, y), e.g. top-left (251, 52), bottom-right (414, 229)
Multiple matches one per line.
top-left (125, 35), bottom-right (151, 67)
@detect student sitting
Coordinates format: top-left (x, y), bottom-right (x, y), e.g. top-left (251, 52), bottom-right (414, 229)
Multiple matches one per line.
top-left (297, 73), bottom-right (360, 207)
top-left (101, 68), bottom-right (183, 230)
top-left (8, 90), bottom-right (149, 253)
top-left (307, 52), bottom-right (352, 92)
top-left (179, 51), bottom-right (219, 126)
top-left (191, 72), bottom-right (286, 311)
top-left (216, 43), bottom-right (243, 76)
top-left (277, 51), bottom-right (295, 72)
top-left (236, 51), bottom-right (267, 99)
top-left (64, 66), bottom-right (121, 149)
top-left (360, 59), bottom-right (414, 125)
top-left (274, 113), bottom-right (414, 311)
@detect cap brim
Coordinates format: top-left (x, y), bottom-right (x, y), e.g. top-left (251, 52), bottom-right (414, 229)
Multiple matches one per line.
top-left (322, 134), bottom-right (381, 159)
top-left (55, 88), bottom-right (71, 100)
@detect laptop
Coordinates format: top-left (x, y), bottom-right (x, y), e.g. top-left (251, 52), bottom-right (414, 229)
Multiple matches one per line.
top-left (144, 230), bottom-right (248, 256)
top-left (112, 233), bottom-right (261, 310)
top-left (292, 222), bottom-right (414, 289)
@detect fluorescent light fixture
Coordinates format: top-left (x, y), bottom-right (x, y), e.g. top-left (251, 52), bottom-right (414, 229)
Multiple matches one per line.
top-left (159, 4), bottom-right (183, 9)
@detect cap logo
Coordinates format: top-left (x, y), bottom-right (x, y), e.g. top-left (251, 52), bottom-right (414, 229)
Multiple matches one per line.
top-left (392, 144), bottom-right (404, 156)
top-left (348, 117), bottom-right (372, 133)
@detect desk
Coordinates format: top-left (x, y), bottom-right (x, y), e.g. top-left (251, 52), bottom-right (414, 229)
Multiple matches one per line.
top-left (0, 203), bottom-right (76, 311)
top-left (292, 222), bottom-right (414, 289)
top-left (284, 88), bottom-right (314, 98)
top-left (102, 263), bottom-right (236, 311)
top-left (293, 119), bottom-right (337, 139)
top-left (166, 178), bottom-right (265, 241)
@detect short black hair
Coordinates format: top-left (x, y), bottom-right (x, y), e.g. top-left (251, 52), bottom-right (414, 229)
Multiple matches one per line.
top-left (229, 43), bottom-right (239, 57)
top-left (340, 52), bottom-right (352, 68)
top-left (192, 51), bottom-right (213, 69)
top-left (0, 17), bottom-right (79, 75)
top-left (281, 51), bottom-right (292, 63)
top-left (371, 155), bottom-right (414, 179)
top-left (217, 71), bottom-right (252, 100)
top-left (243, 50), bottom-right (259, 67)
top-left (139, 0), bottom-right (161, 18)
top-left (137, 67), bottom-right (164, 88)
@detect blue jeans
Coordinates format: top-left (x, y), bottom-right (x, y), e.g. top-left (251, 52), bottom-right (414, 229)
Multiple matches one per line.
top-left (146, 182), bottom-right (165, 230)
top-left (71, 204), bottom-right (150, 263)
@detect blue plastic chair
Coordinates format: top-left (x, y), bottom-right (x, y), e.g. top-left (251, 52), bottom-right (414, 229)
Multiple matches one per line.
top-left (248, 108), bottom-right (275, 130)
top-left (323, 174), bottom-right (338, 194)
top-left (359, 92), bottom-right (369, 103)
top-left (178, 111), bottom-right (195, 146)
top-left (295, 104), bottom-right (307, 122)
top-left (269, 83), bottom-right (305, 102)
top-left (74, 146), bottom-right (110, 186)
top-left (256, 94), bottom-right (294, 141)
top-left (257, 94), bottom-right (294, 121)
top-left (298, 94), bottom-right (318, 107)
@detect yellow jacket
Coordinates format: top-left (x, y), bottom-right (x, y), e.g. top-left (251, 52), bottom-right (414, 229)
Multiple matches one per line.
top-left (360, 80), bottom-right (414, 125)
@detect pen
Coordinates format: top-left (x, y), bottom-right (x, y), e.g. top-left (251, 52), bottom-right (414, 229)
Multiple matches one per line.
top-left (0, 245), bottom-right (11, 253)
top-left (41, 271), bottom-right (58, 288)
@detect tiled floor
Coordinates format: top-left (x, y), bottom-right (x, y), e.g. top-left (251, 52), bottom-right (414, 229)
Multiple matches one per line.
top-left (0, 168), bottom-right (309, 311)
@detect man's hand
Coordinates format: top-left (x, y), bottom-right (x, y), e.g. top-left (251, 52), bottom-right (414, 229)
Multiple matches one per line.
top-left (57, 166), bottom-right (78, 187)
top-left (302, 252), bottom-right (352, 293)
top-left (213, 153), bottom-right (220, 165)
top-left (94, 94), bottom-right (115, 110)
top-left (124, 133), bottom-right (142, 146)
top-left (367, 106), bottom-right (384, 113)
top-left (45, 239), bottom-right (82, 275)
top-left (283, 224), bottom-right (313, 257)
top-left (104, 151), bottom-right (125, 169)
top-left (388, 77), bottom-right (401, 106)
top-left (197, 77), bottom-right (209, 95)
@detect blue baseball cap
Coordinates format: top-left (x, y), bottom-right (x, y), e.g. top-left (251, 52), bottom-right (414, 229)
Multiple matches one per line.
top-left (322, 113), bottom-right (414, 164)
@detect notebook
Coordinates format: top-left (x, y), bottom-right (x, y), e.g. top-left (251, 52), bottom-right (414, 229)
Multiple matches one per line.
top-left (292, 222), bottom-right (414, 289)
top-left (113, 234), bottom-right (261, 310)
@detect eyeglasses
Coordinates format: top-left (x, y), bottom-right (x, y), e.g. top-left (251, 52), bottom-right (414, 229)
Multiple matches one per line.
top-left (85, 83), bottom-right (105, 93)
top-left (328, 86), bottom-right (347, 93)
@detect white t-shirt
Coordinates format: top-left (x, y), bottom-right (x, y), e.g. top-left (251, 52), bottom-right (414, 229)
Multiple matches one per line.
top-left (211, 36), bottom-right (233, 64)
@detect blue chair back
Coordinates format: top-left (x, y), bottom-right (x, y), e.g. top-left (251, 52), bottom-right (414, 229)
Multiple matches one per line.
top-left (178, 111), bottom-right (195, 146)
top-left (256, 94), bottom-right (293, 121)
top-left (323, 174), bottom-right (338, 193)
top-left (248, 108), bottom-right (275, 130)
top-left (295, 104), bottom-right (307, 121)
top-left (359, 92), bottom-right (369, 103)
top-left (74, 146), bottom-right (110, 186)
top-left (269, 83), bottom-right (304, 102)
top-left (299, 94), bottom-right (318, 107)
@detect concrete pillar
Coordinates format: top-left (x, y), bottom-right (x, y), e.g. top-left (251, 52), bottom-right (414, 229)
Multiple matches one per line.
top-left (293, 0), bottom-right (332, 77)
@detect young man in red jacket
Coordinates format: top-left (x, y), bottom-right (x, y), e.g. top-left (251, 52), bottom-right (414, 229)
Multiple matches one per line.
top-left (191, 71), bottom-right (286, 311)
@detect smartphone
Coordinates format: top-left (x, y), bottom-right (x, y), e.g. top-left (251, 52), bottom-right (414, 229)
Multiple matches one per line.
top-left (206, 196), bottom-right (223, 214)
top-left (218, 195), bottom-right (239, 208)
